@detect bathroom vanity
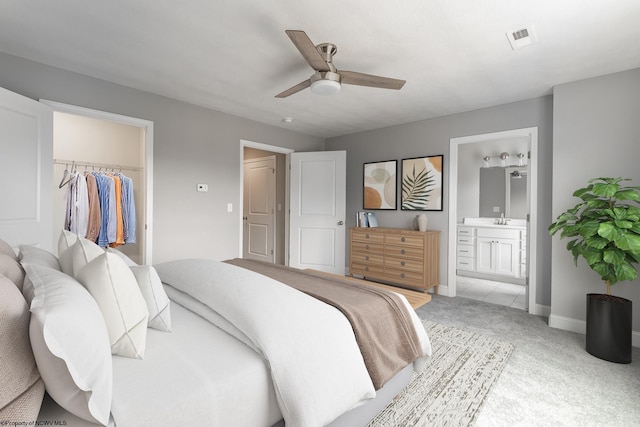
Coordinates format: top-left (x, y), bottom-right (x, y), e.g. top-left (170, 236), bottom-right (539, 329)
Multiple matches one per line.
top-left (456, 218), bottom-right (527, 284)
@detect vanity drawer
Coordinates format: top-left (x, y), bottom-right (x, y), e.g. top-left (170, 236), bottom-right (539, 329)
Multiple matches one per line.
top-left (456, 258), bottom-right (475, 271)
top-left (476, 227), bottom-right (520, 239)
top-left (457, 235), bottom-right (475, 245)
top-left (457, 226), bottom-right (476, 236)
top-left (457, 244), bottom-right (475, 258)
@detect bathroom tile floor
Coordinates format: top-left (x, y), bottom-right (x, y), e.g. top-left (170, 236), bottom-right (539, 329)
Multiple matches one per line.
top-left (456, 275), bottom-right (527, 310)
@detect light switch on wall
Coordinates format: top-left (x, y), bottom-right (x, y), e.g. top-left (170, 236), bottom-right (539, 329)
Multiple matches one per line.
top-left (227, 203), bottom-right (233, 212)
top-left (197, 183), bottom-right (208, 192)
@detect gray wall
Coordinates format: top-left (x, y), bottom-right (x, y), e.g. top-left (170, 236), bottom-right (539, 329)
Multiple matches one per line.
top-left (325, 96), bottom-right (554, 307)
top-left (0, 52), bottom-right (324, 263)
top-left (551, 68), bottom-right (640, 333)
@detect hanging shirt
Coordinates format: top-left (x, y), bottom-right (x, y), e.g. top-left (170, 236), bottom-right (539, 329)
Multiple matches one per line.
top-left (109, 174), bottom-right (125, 247)
top-left (85, 172), bottom-right (101, 243)
top-left (119, 174), bottom-right (136, 244)
top-left (93, 173), bottom-right (114, 247)
top-left (69, 173), bottom-right (89, 237)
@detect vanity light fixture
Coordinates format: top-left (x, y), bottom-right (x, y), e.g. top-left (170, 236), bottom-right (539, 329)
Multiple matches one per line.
top-left (481, 152), bottom-right (526, 168)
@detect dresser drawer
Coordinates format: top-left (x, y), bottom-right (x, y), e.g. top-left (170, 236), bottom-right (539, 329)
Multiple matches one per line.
top-left (351, 241), bottom-right (384, 255)
top-left (384, 245), bottom-right (423, 259)
top-left (384, 256), bottom-right (423, 272)
top-left (351, 263), bottom-right (385, 277)
top-left (351, 252), bottom-right (384, 266)
top-left (384, 268), bottom-right (424, 287)
top-left (351, 230), bottom-right (385, 244)
top-left (385, 234), bottom-right (424, 247)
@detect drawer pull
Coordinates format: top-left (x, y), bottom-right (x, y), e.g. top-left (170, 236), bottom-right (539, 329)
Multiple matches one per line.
top-left (365, 266), bottom-right (369, 271)
top-left (365, 244), bottom-right (370, 250)
top-left (401, 237), bottom-right (406, 242)
top-left (400, 273), bottom-right (406, 278)
top-left (401, 261), bottom-right (405, 266)
top-left (365, 256), bottom-right (369, 261)
top-left (365, 234), bottom-right (370, 238)
top-left (400, 249), bottom-right (406, 254)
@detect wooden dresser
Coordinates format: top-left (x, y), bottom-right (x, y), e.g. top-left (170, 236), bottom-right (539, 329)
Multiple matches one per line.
top-left (349, 227), bottom-right (440, 293)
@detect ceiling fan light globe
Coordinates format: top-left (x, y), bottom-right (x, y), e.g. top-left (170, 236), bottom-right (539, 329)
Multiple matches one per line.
top-left (310, 79), bottom-right (341, 96)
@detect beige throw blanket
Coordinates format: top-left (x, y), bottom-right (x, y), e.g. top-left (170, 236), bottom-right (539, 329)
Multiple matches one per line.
top-left (225, 259), bottom-right (424, 389)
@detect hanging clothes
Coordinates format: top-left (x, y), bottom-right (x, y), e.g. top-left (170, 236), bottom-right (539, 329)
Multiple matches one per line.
top-left (62, 166), bottom-right (137, 248)
top-left (109, 174), bottom-right (125, 248)
top-left (119, 174), bottom-right (136, 244)
top-left (85, 172), bottom-right (102, 242)
top-left (64, 173), bottom-right (89, 237)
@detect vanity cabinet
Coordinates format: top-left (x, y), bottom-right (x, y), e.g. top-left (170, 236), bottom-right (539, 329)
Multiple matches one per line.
top-left (457, 225), bottom-right (525, 280)
top-left (349, 227), bottom-right (440, 293)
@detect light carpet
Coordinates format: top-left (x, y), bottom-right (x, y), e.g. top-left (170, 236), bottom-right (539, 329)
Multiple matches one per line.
top-left (368, 320), bottom-right (514, 427)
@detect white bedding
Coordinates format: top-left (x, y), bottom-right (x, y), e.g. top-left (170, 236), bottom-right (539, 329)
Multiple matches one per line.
top-left (155, 259), bottom-right (378, 427)
top-left (37, 299), bottom-right (282, 427)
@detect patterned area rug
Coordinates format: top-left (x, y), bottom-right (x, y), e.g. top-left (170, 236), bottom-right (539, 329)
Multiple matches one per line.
top-left (368, 320), bottom-right (514, 427)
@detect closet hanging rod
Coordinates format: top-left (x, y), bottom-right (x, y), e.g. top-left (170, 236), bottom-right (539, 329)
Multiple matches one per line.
top-left (53, 158), bottom-right (143, 172)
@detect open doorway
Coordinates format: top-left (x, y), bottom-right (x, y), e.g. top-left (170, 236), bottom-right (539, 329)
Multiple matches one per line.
top-left (448, 127), bottom-right (539, 314)
top-left (240, 141), bottom-right (292, 265)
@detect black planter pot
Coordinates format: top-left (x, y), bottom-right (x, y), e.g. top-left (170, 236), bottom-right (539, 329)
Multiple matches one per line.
top-left (585, 293), bottom-right (632, 364)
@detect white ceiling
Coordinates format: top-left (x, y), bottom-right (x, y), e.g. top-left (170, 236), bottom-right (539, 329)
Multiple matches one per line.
top-left (2, 0), bottom-right (639, 139)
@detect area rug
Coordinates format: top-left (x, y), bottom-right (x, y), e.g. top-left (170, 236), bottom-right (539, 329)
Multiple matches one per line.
top-left (368, 320), bottom-right (514, 427)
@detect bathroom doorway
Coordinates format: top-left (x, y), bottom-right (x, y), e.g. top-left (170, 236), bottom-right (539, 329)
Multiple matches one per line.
top-left (448, 128), bottom-right (540, 314)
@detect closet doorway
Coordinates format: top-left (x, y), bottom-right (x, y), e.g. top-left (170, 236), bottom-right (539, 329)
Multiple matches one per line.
top-left (43, 100), bottom-right (154, 264)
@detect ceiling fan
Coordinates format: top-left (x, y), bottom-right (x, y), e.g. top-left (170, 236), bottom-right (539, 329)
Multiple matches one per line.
top-left (275, 30), bottom-right (406, 98)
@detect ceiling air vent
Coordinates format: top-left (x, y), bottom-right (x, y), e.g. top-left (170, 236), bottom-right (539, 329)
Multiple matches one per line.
top-left (506, 25), bottom-right (536, 50)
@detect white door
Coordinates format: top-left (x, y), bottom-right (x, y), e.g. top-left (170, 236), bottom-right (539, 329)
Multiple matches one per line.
top-left (243, 156), bottom-right (276, 263)
top-left (0, 87), bottom-right (53, 251)
top-left (289, 151), bottom-right (346, 274)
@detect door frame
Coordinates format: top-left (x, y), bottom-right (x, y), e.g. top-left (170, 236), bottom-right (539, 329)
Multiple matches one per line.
top-left (448, 127), bottom-right (542, 315)
top-left (40, 99), bottom-right (155, 264)
top-left (239, 140), bottom-right (294, 261)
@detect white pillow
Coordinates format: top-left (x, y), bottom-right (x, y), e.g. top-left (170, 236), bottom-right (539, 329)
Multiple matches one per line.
top-left (57, 230), bottom-right (79, 276)
top-left (130, 265), bottom-right (172, 331)
top-left (76, 253), bottom-right (149, 359)
top-left (25, 263), bottom-right (112, 426)
top-left (106, 247), bottom-right (138, 266)
top-left (19, 245), bottom-right (61, 271)
top-left (71, 237), bottom-right (104, 277)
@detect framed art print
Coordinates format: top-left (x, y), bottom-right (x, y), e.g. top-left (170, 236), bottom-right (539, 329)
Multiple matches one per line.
top-left (401, 155), bottom-right (443, 211)
top-left (363, 160), bottom-right (397, 210)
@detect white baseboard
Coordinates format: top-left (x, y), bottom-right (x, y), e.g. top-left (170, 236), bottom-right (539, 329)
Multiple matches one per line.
top-left (549, 314), bottom-right (640, 348)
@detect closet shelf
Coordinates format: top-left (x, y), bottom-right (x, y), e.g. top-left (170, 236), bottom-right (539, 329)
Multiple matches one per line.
top-left (54, 158), bottom-right (142, 172)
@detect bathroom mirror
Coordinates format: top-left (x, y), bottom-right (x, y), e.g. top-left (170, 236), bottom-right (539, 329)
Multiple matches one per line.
top-left (479, 167), bottom-right (527, 218)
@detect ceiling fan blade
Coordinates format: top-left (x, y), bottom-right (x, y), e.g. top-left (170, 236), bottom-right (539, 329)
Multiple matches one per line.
top-left (275, 79), bottom-right (311, 98)
top-left (285, 30), bottom-right (331, 72)
top-left (339, 70), bottom-right (406, 90)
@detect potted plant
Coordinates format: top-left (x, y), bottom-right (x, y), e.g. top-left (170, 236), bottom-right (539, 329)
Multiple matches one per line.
top-left (549, 177), bottom-right (640, 363)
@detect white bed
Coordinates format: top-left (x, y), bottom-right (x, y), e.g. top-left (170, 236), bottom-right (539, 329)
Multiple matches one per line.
top-left (1, 233), bottom-right (431, 427)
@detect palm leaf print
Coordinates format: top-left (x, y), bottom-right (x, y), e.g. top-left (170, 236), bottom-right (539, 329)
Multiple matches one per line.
top-left (402, 164), bottom-right (435, 210)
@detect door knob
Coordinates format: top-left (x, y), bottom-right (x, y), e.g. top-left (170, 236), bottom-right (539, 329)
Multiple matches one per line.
top-left (337, 220), bottom-right (344, 225)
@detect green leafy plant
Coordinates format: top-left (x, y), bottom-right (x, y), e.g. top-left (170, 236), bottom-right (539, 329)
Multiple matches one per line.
top-left (549, 177), bottom-right (640, 294)
top-left (402, 165), bottom-right (434, 210)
